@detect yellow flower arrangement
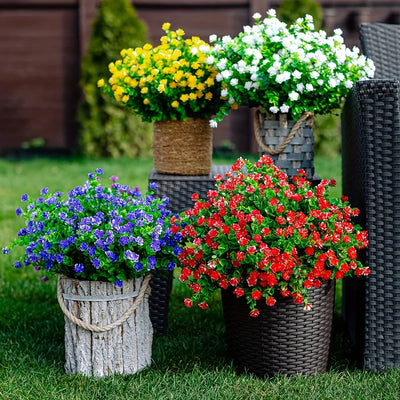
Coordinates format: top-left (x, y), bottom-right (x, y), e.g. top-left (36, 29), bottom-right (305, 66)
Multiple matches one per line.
top-left (98, 23), bottom-right (226, 122)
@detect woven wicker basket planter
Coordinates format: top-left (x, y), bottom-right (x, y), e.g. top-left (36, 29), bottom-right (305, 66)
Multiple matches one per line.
top-left (57, 274), bottom-right (152, 377)
top-left (254, 110), bottom-right (315, 180)
top-left (221, 280), bottom-right (335, 377)
top-left (152, 118), bottom-right (212, 175)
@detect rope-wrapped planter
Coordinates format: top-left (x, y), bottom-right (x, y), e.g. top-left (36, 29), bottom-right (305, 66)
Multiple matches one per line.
top-left (152, 118), bottom-right (212, 175)
top-left (57, 273), bottom-right (152, 377)
top-left (221, 280), bottom-right (335, 377)
top-left (254, 110), bottom-right (315, 180)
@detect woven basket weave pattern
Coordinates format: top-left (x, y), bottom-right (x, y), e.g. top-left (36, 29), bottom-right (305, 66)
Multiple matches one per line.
top-left (342, 78), bottom-right (400, 371)
top-left (152, 118), bottom-right (212, 176)
top-left (148, 165), bottom-right (231, 335)
top-left (258, 114), bottom-right (315, 179)
top-left (222, 280), bottom-right (334, 377)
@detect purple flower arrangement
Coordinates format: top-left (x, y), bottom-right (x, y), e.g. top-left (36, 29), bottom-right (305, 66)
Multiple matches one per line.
top-left (2, 169), bottom-right (182, 285)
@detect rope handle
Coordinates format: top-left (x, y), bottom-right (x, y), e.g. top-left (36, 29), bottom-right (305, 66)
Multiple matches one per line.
top-left (57, 273), bottom-right (151, 333)
top-left (254, 109), bottom-right (314, 155)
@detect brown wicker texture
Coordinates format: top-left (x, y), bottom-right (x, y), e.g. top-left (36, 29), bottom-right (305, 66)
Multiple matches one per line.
top-left (221, 280), bottom-right (335, 377)
top-left (148, 165), bottom-right (231, 335)
top-left (255, 111), bottom-right (315, 180)
top-left (152, 118), bottom-right (212, 176)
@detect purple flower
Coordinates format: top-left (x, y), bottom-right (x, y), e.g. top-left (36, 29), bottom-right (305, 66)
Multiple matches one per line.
top-left (59, 240), bottom-right (69, 250)
top-left (74, 263), bottom-right (84, 273)
top-left (41, 277), bottom-right (49, 282)
top-left (2, 247), bottom-right (10, 255)
top-left (14, 261), bottom-right (22, 269)
top-left (21, 194), bottom-right (28, 202)
top-left (15, 208), bottom-right (22, 216)
top-left (87, 247), bottom-right (96, 257)
top-left (173, 246), bottom-right (182, 256)
top-left (134, 262), bottom-right (143, 272)
top-left (114, 279), bottom-right (123, 288)
top-left (148, 256), bottom-right (156, 270)
top-left (124, 250), bottom-right (139, 263)
top-left (149, 182), bottom-right (158, 190)
top-left (40, 187), bottom-right (49, 195)
top-left (106, 251), bottom-right (118, 262)
top-left (79, 242), bottom-right (88, 251)
top-left (92, 258), bottom-right (101, 269)
top-left (110, 175), bottom-right (118, 182)
top-left (95, 168), bottom-right (104, 175)
top-left (166, 262), bottom-right (176, 271)
top-left (119, 236), bottom-right (129, 246)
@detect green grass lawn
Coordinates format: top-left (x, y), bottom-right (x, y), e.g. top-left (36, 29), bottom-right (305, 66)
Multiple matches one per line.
top-left (1, 154), bottom-right (399, 400)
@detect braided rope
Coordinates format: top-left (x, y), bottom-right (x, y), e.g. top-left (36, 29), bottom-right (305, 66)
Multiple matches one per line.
top-left (57, 273), bottom-right (152, 333)
top-left (254, 109), bottom-right (314, 155)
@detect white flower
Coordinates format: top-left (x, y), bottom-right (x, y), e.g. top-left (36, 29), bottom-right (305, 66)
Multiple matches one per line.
top-left (221, 69), bottom-right (233, 79)
top-left (267, 9), bottom-right (276, 17)
top-left (222, 35), bottom-right (232, 45)
top-left (190, 47), bottom-right (198, 55)
top-left (230, 78), bottom-right (238, 86)
top-left (253, 12), bottom-right (262, 20)
top-left (296, 83), bottom-right (305, 92)
top-left (289, 91), bottom-right (299, 101)
top-left (310, 71), bottom-right (319, 79)
top-left (209, 120), bottom-right (218, 128)
top-left (269, 106), bottom-right (279, 114)
top-left (344, 80), bottom-right (353, 89)
top-left (317, 79), bottom-right (324, 86)
top-left (221, 88), bottom-right (229, 97)
top-left (228, 97), bottom-right (236, 104)
top-left (209, 34), bottom-right (217, 43)
top-left (280, 104), bottom-right (290, 113)
top-left (206, 55), bottom-right (214, 64)
top-left (328, 78), bottom-right (339, 88)
top-left (244, 81), bottom-right (252, 91)
top-left (292, 70), bottom-right (302, 80)
top-left (334, 28), bottom-right (343, 36)
top-left (276, 71), bottom-right (291, 84)
top-left (305, 83), bottom-right (314, 92)
top-left (217, 59), bottom-right (227, 70)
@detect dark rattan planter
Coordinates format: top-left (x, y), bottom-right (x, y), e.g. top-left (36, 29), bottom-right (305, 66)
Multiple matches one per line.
top-left (221, 280), bottom-right (335, 377)
top-left (148, 165), bottom-right (231, 335)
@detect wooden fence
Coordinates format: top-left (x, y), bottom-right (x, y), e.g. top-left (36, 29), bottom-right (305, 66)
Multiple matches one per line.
top-left (1, 0), bottom-right (400, 155)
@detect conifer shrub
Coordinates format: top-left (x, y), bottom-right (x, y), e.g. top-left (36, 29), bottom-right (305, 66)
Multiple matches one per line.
top-left (77, 0), bottom-right (152, 158)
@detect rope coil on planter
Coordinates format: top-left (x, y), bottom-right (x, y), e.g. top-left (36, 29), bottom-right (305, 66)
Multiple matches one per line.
top-left (254, 109), bottom-right (314, 155)
top-left (57, 273), bottom-right (152, 333)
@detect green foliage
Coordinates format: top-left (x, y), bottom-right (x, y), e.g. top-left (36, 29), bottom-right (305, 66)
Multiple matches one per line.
top-left (77, 0), bottom-right (152, 158)
top-left (314, 113), bottom-right (341, 158)
top-left (278, 0), bottom-right (323, 31)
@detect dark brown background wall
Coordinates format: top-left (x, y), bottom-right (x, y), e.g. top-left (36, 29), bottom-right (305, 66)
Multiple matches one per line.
top-left (1, 0), bottom-right (400, 156)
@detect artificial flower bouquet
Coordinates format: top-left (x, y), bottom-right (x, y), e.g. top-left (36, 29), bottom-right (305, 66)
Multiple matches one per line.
top-left (175, 156), bottom-right (369, 317)
top-left (2, 169), bottom-right (182, 286)
top-left (209, 9), bottom-right (375, 124)
top-left (98, 23), bottom-right (226, 122)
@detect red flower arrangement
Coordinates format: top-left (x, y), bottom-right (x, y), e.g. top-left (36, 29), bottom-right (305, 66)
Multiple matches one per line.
top-left (173, 156), bottom-right (369, 317)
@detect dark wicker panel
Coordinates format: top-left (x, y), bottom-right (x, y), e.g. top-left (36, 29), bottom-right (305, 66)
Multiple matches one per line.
top-left (148, 165), bottom-right (231, 335)
top-left (342, 79), bottom-right (400, 371)
top-left (221, 281), bottom-right (335, 377)
top-left (360, 23), bottom-right (400, 79)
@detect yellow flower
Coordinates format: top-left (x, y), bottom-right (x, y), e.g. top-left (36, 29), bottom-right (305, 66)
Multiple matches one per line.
top-left (97, 79), bottom-right (105, 87)
top-left (180, 94), bottom-right (189, 102)
top-left (196, 82), bottom-right (205, 91)
top-left (176, 28), bottom-right (185, 36)
top-left (205, 92), bottom-right (213, 100)
top-left (162, 22), bottom-right (171, 31)
top-left (171, 100), bottom-right (179, 108)
top-left (130, 79), bottom-right (138, 88)
top-left (160, 36), bottom-right (168, 45)
top-left (187, 75), bottom-right (197, 89)
top-left (169, 82), bottom-right (178, 88)
top-left (231, 103), bottom-right (239, 110)
top-left (143, 43), bottom-right (153, 51)
top-left (122, 95), bottom-right (129, 103)
top-left (143, 98), bottom-right (150, 105)
top-left (157, 84), bottom-right (165, 93)
top-left (189, 93), bottom-right (197, 100)
top-left (141, 87), bottom-right (148, 94)
top-left (196, 70), bottom-right (205, 78)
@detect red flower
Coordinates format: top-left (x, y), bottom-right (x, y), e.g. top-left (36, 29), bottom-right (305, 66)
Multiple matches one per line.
top-left (191, 192), bottom-right (199, 201)
top-left (184, 298), bottom-right (192, 308)
top-left (198, 302), bottom-right (209, 310)
top-left (251, 289), bottom-right (262, 300)
top-left (249, 309), bottom-right (260, 317)
top-left (348, 246), bottom-right (357, 260)
top-left (266, 296), bottom-right (276, 306)
top-left (233, 287), bottom-right (245, 297)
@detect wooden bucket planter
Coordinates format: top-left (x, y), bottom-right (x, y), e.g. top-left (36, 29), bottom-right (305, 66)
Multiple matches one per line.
top-left (57, 273), bottom-right (152, 378)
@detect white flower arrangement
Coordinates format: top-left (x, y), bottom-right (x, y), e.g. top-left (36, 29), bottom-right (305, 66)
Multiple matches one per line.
top-left (210, 9), bottom-right (375, 123)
